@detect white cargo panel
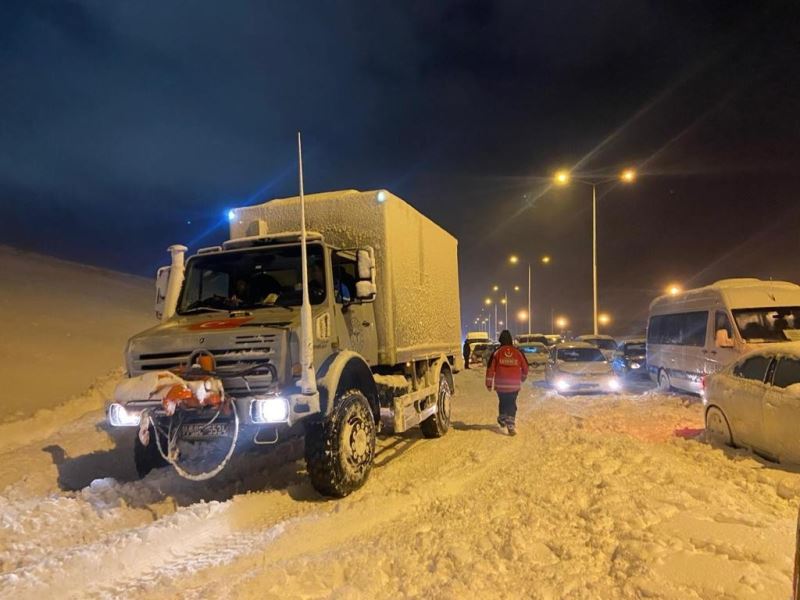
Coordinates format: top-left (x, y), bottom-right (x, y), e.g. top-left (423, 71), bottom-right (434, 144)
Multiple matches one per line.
top-left (230, 190), bottom-right (462, 366)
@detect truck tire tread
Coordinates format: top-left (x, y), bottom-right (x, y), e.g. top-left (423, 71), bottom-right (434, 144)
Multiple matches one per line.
top-left (304, 389), bottom-right (376, 498)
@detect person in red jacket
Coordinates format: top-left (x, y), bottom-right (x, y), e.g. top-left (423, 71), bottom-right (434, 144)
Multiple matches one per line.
top-left (485, 330), bottom-right (528, 435)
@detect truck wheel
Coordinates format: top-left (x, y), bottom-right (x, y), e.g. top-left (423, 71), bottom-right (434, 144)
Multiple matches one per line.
top-left (420, 373), bottom-right (452, 438)
top-left (305, 389), bottom-right (376, 498)
top-left (134, 426), bottom-right (169, 478)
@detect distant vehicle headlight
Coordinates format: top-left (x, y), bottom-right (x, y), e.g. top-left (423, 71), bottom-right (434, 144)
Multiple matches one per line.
top-left (630, 362), bottom-right (641, 369)
top-left (108, 403), bottom-right (142, 427)
top-left (555, 379), bottom-right (570, 392)
top-left (607, 378), bottom-right (622, 391)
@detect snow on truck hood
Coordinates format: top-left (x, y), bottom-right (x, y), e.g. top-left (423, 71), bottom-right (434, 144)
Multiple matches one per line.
top-left (130, 309), bottom-right (299, 340)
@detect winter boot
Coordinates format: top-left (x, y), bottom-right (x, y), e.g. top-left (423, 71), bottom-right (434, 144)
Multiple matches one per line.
top-left (497, 416), bottom-right (506, 431)
top-left (506, 418), bottom-right (517, 436)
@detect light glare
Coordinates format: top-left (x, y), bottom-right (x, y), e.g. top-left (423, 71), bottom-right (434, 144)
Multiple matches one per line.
top-left (554, 170), bottom-right (571, 186)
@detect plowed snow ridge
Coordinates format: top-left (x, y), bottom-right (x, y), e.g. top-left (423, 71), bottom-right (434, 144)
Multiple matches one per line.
top-left (2, 370), bottom-right (800, 599)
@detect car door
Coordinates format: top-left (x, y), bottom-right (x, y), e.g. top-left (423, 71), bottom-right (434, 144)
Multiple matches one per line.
top-left (762, 356), bottom-right (800, 463)
top-left (705, 311), bottom-right (739, 373)
top-left (725, 355), bottom-right (772, 450)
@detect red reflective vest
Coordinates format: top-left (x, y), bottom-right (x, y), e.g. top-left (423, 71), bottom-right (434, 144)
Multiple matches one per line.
top-left (485, 345), bottom-right (528, 392)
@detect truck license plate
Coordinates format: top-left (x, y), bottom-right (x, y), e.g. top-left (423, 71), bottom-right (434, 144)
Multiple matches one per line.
top-left (180, 422), bottom-right (232, 440)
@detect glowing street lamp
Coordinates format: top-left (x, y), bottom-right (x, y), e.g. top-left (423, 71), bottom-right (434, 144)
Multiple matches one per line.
top-left (555, 316), bottom-right (568, 331)
top-left (484, 297), bottom-right (492, 305)
top-left (551, 166), bottom-right (637, 334)
top-left (492, 284), bottom-right (500, 292)
top-left (598, 313), bottom-right (611, 328)
top-left (554, 170), bottom-right (571, 186)
top-left (667, 284), bottom-right (682, 296)
top-left (509, 253), bottom-right (552, 335)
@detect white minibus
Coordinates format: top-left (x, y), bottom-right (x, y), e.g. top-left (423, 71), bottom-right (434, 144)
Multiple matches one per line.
top-left (647, 278), bottom-right (800, 394)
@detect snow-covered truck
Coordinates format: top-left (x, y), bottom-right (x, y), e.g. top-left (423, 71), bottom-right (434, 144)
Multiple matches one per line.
top-left (108, 189), bottom-right (463, 496)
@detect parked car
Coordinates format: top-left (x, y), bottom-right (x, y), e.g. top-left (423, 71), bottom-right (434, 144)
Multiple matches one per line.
top-left (481, 342), bottom-right (501, 366)
top-left (544, 334), bottom-right (564, 347)
top-left (519, 342), bottom-right (549, 371)
top-left (469, 342), bottom-right (493, 365)
top-left (704, 343), bottom-right (800, 463)
top-left (647, 278), bottom-right (800, 395)
top-left (516, 333), bottom-right (549, 346)
top-left (612, 339), bottom-right (647, 377)
top-left (576, 335), bottom-right (618, 360)
top-left (545, 342), bottom-right (621, 394)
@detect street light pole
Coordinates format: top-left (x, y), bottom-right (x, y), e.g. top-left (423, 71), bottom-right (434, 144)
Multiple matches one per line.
top-left (592, 183), bottom-right (598, 336)
top-left (528, 263), bottom-right (532, 335)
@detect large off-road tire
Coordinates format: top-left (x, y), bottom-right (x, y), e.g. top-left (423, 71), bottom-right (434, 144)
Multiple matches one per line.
top-left (305, 389), bottom-right (376, 498)
top-left (134, 426), bottom-right (169, 478)
top-left (420, 372), bottom-right (452, 438)
top-left (705, 406), bottom-right (733, 447)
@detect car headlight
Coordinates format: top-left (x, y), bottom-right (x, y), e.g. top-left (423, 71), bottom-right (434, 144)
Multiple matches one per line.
top-left (607, 378), bottom-right (621, 391)
top-left (555, 379), bottom-right (570, 391)
top-left (630, 362), bottom-right (641, 369)
top-left (250, 396), bottom-right (290, 424)
top-left (108, 403), bottom-right (142, 427)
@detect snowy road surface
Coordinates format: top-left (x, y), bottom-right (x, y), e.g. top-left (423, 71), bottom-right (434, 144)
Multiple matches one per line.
top-left (1, 369), bottom-right (799, 599)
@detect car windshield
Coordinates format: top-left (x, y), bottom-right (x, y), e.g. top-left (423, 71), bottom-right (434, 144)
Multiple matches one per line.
top-left (177, 244), bottom-right (326, 313)
top-left (517, 335), bottom-right (548, 345)
top-left (583, 338), bottom-right (616, 350)
top-left (520, 343), bottom-right (546, 353)
top-left (732, 307), bottom-right (800, 342)
top-left (557, 348), bottom-right (606, 362)
top-left (625, 343), bottom-right (646, 354)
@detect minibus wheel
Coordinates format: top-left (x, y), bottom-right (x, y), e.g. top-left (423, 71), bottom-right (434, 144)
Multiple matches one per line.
top-left (657, 369), bottom-right (671, 392)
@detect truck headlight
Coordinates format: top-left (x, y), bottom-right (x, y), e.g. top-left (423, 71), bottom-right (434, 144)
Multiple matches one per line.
top-left (607, 378), bottom-right (622, 391)
top-left (108, 403), bottom-right (142, 427)
top-left (555, 379), bottom-right (570, 392)
top-left (250, 396), bottom-right (289, 424)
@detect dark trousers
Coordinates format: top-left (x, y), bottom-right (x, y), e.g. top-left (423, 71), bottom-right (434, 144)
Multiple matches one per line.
top-left (497, 391), bottom-right (518, 424)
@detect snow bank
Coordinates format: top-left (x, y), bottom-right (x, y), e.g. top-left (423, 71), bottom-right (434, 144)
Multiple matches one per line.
top-left (0, 246), bottom-right (153, 421)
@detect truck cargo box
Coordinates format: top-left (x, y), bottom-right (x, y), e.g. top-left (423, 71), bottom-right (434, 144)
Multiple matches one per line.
top-left (230, 190), bottom-right (462, 367)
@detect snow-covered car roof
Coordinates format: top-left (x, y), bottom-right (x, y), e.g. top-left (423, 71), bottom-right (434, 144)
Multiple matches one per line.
top-left (554, 342), bottom-right (598, 350)
top-left (732, 341), bottom-right (800, 361)
top-left (577, 334), bottom-right (615, 341)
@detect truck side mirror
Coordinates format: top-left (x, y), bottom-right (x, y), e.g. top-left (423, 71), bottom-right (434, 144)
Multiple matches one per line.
top-left (355, 247), bottom-right (377, 302)
top-left (155, 265), bottom-right (170, 319)
top-left (715, 328), bottom-right (734, 348)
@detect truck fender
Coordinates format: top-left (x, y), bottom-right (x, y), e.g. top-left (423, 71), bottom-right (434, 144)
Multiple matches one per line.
top-left (316, 351), bottom-right (379, 420)
top-left (430, 355), bottom-right (454, 395)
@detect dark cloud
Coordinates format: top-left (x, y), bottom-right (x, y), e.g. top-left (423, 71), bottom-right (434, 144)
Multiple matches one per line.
top-left (1, 0), bottom-right (799, 333)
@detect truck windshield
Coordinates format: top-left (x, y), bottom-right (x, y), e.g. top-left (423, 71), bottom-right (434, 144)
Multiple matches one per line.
top-left (177, 244), bottom-right (326, 313)
top-left (732, 307), bottom-right (800, 342)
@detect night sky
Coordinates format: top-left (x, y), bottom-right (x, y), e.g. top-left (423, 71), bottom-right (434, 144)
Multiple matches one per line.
top-left (2, 1), bottom-right (800, 336)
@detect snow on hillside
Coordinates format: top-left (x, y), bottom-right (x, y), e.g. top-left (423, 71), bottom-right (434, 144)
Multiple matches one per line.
top-left (0, 246), bottom-right (153, 421)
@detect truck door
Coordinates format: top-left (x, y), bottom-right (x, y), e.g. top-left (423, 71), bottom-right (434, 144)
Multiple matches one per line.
top-left (331, 251), bottom-right (378, 364)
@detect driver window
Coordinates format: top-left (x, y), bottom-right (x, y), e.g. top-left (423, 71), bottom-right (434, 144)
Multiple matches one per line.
top-left (772, 358), bottom-right (800, 388)
top-left (733, 355), bottom-right (771, 382)
top-left (332, 252), bottom-right (357, 304)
